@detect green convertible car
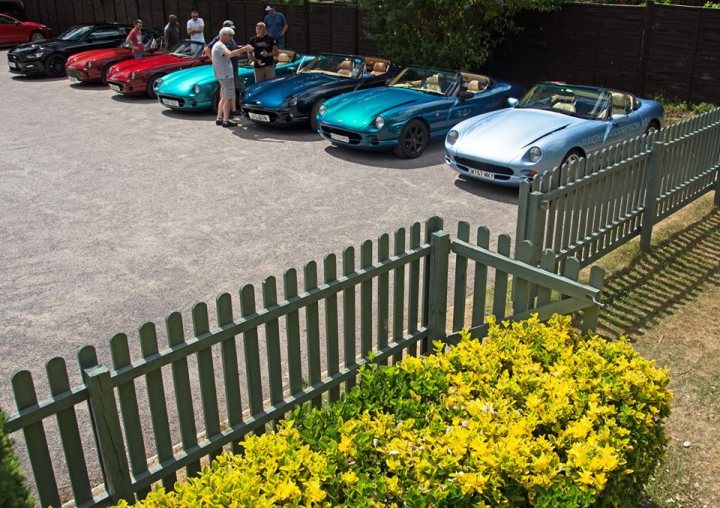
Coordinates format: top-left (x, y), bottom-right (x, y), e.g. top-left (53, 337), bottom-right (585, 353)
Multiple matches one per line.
top-left (154, 49), bottom-right (311, 113)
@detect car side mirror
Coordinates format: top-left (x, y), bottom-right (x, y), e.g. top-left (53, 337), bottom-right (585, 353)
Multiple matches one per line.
top-left (507, 97), bottom-right (519, 108)
top-left (459, 90), bottom-right (474, 101)
top-left (612, 113), bottom-right (629, 125)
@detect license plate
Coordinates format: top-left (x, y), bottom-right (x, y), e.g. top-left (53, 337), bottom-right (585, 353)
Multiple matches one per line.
top-left (330, 133), bottom-right (350, 143)
top-left (68, 76), bottom-right (79, 84)
top-left (109, 83), bottom-right (121, 92)
top-left (162, 98), bottom-right (180, 107)
top-left (8, 62), bottom-right (17, 69)
top-left (249, 112), bottom-right (270, 122)
top-left (468, 168), bottom-right (495, 179)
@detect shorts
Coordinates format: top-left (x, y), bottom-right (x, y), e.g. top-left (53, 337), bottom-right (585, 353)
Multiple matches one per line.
top-left (218, 78), bottom-right (235, 100)
top-left (254, 65), bottom-right (276, 83)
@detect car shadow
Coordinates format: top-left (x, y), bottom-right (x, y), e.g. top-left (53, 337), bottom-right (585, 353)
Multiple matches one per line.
top-left (453, 174), bottom-right (519, 204)
top-left (161, 109), bottom-right (215, 122)
top-left (322, 142), bottom-right (446, 171)
top-left (10, 75), bottom-right (65, 82)
top-left (69, 82), bottom-right (108, 91)
top-left (110, 94), bottom-right (156, 104)
top-left (231, 120), bottom-right (326, 143)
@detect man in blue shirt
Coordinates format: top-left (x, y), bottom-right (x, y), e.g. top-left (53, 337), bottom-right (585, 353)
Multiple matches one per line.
top-left (263, 4), bottom-right (287, 49)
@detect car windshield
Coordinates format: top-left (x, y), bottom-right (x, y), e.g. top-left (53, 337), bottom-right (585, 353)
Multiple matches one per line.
top-left (389, 66), bottom-right (460, 96)
top-left (517, 83), bottom-right (612, 120)
top-left (298, 54), bottom-right (364, 78)
top-left (170, 41), bottom-right (204, 59)
top-left (58, 25), bottom-right (93, 41)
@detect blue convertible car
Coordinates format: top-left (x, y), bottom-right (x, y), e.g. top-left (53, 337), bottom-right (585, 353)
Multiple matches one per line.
top-left (316, 65), bottom-right (524, 158)
top-left (445, 82), bottom-right (664, 186)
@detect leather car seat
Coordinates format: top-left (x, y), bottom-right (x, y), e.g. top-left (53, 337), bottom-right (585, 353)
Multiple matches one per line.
top-left (371, 61), bottom-right (387, 75)
top-left (277, 52), bottom-right (291, 63)
top-left (337, 60), bottom-right (354, 77)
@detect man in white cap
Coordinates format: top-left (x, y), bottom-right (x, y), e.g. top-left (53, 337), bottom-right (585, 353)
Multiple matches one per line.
top-left (212, 27), bottom-right (252, 127)
top-left (264, 3), bottom-right (287, 49)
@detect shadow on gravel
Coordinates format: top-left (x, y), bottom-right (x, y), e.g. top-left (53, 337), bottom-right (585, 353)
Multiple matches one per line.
top-left (322, 142), bottom-right (445, 170)
top-left (69, 82), bottom-right (107, 91)
top-left (11, 75), bottom-right (64, 82)
top-left (161, 109), bottom-right (214, 122)
top-left (453, 174), bottom-right (519, 203)
top-left (110, 94), bottom-right (155, 104)
top-left (231, 121), bottom-right (325, 143)
top-left (597, 207), bottom-right (720, 340)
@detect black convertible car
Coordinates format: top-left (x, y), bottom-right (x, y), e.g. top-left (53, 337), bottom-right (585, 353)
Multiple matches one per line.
top-left (240, 53), bottom-right (398, 130)
top-left (8, 22), bottom-right (131, 77)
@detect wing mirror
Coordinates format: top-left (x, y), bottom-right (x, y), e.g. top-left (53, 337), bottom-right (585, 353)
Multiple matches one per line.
top-left (612, 113), bottom-right (629, 125)
top-left (459, 90), bottom-right (474, 101)
top-left (507, 97), bottom-right (519, 108)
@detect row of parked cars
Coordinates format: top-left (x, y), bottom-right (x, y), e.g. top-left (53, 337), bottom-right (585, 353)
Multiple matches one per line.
top-left (6, 21), bottom-right (665, 187)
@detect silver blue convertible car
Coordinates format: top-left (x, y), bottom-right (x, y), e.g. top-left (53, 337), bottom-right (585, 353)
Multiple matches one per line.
top-left (445, 82), bottom-right (664, 186)
top-left (316, 65), bottom-right (524, 158)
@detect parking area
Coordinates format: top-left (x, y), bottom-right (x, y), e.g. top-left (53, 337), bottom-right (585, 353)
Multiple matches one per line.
top-left (0, 49), bottom-right (519, 408)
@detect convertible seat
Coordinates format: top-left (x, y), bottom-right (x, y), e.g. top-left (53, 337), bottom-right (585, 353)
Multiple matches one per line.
top-left (424, 74), bottom-right (442, 93)
top-left (337, 59), bottom-right (354, 77)
top-left (461, 73), bottom-right (490, 93)
top-left (277, 50), bottom-right (293, 63)
top-left (371, 61), bottom-right (387, 75)
top-left (611, 92), bottom-right (631, 116)
top-left (552, 94), bottom-right (576, 114)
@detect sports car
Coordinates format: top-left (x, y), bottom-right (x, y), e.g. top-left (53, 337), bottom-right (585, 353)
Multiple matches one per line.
top-left (65, 30), bottom-right (162, 84)
top-left (106, 40), bottom-right (207, 98)
top-left (0, 13), bottom-right (51, 45)
top-left (155, 49), bottom-right (312, 113)
top-left (7, 22), bottom-right (130, 77)
top-left (445, 82), bottom-right (664, 187)
top-left (240, 53), bottom-right (397, 130)
top-left (315, 65), bottom-right (524, 158)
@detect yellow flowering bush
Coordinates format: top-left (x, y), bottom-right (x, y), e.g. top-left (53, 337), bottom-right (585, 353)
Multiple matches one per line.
top-left (120, 314), bottom-right (671, 507)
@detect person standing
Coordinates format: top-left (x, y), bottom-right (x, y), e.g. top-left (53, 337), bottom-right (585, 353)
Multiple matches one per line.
top-left (164, 14), bottom-right (180, 50)
top-left (248, 22), bottom-right (278, 83)
top-left (187, 10), bottom-right (205, 44)
top-left (263, 4), bottom-right (287, 49)
top-left (126, 19), bottom-right (145, 58)
top-left (205, 20), bottom-right (242, 116)
top-left (212, 27), bottom-right (251, 127)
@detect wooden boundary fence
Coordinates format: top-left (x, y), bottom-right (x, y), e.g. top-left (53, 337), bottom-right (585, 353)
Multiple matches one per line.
top-left (5, 217), bottom-right (604, 507)
top-left (516, 107), bottom-right (720, 269)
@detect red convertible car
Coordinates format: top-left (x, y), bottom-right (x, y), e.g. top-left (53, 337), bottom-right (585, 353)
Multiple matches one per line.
top-left (0, 13), bottom-right (51, 45)
top-left (106, 40), bottom-right (207, 98)
top-left (65, 32), bottom-right (163, 84)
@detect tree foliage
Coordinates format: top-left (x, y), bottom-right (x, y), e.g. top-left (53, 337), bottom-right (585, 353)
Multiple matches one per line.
top-left (0, 409), bottom-right (34, 508)
top-left (359, 0), bottom-right (558, 71)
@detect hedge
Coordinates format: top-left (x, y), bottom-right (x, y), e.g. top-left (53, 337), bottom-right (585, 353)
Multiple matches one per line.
top-left (117, 314), bottom-right (671, 507)
top-left (0, 408), bottom-right (34, 508)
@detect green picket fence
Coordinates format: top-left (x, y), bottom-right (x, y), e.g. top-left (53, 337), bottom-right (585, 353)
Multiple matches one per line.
top-left (4, 217), bottom-right (604, 507)
top-left (516, 108), bottom-right (720, 267)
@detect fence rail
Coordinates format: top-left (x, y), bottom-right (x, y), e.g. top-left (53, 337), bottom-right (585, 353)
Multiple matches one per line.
top-left (6, 217), bottom-right (603, 507)
top-left (516, 108), bottom-right (720, 268)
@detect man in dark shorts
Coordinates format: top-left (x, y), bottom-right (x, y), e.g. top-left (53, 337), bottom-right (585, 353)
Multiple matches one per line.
top-left (248, 22), bottom-right (278, 83)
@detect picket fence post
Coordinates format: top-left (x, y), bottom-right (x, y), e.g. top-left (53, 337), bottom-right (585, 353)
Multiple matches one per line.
top-left (427, 230), bottom-right (451, 346)
top-left (641, 140), bottom-right (665, 252)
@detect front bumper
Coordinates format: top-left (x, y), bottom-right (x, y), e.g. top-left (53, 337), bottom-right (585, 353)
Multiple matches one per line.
top-left (240, 105), bottom-right (307, 126)
top-left (157, 93), bottom-right (212, 111)
top-left (445, 152), bottom-right (529, 188)
top-left (106, 79), bottom-right (145, 95)
top-left (317, 122), bottom-right (396, 151)
top-left (66, 67), bottom-right (97, 82)
top-left (7, 57), bottom-right (46, 76)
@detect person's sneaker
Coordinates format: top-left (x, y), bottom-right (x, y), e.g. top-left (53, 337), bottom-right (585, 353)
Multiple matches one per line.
top-left (215, 118), bottom-right (223, 126)
top-left (223, 119), bottom-right (238, 128)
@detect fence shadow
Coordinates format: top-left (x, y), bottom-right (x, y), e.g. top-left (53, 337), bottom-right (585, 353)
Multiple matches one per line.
top-left (597, 207), bottom-right (720, 340)
top-left (323, 143), bottom-right (446, 170)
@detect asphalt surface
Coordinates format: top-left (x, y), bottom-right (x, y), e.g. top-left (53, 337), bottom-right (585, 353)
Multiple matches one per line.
top-left (0, 49), bottom-right (519, 499)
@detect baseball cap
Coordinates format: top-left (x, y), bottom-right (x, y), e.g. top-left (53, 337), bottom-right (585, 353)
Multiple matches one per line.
top-left (265, 4), bottom-right (273, 11)
top-left (222, 19), bottom-right (235, 29)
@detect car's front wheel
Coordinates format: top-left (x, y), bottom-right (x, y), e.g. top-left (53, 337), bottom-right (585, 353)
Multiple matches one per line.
top-left (29, 31), bottom-right (45, 43)
top-left (146, 73), bottom-right (164, 99)
top-left (309, 101), bottom-right (323, 132)
top-left (394, 119), bottom-right (428, 159)
top-left (44, 54), bottom-right (66, 78)
top-left (100, 63), bottom-right (112, 85)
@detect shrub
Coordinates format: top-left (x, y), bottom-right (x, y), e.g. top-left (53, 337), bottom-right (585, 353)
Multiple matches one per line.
top-left (0, 408), bottom-right (34, 508)
top-left (121, 315), bottom-right (671, 507)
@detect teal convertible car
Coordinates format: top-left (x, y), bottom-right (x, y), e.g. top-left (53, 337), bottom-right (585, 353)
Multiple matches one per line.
top-left (154, 49), bottom-right (310, 113)
top-left (316, 65), bottom-right (524, 158)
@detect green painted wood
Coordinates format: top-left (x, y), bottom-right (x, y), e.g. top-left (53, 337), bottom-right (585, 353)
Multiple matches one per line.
top-left (525, 191), bottom-right (548, 268)
top-left (641, 141), bottom-right (665, 251)
top-left (537, 250), bottom-right (557, 307)
top-left (4, 385), bottom-right (88, 433)
top-left (360, 239), bottom-right (373, 358)
top-left (46, 357), bottom-right (93, 504)
top-left (110, 333), bottom-right (150, 499)
top-left (139, 322), bottom-right (176, 490)
top-left (512, 240), bottom-right (533, 314)
top-left (84, 365), bottom-right (134, 503)
top-left (323, 255), bottom-right (340, 401)
top-left (342, 247), bottom-right (357, 391)
top-left (377, 234), bottom-right (390, 364)
top-left (284, 269), bottom-right (304, 395)
top-left (427, 231), bottom-right (451, 344)
top-left (471, 227), bottom-right (490, 327)
top-left (392, 228), bottom-right (406, 364)
top-left (304, 262), bottom-right (322, 408)
top-left (239, 284), bottom-right (264, 429)
top-left (582, 265), bottom-right (606, 333)
top-left (407, 223), bottom-right (421, 356)
top-left (166, 312), bottom-right (200, 477)
top-left (516, 180), bottom-right (531, 243)
top-left (191, 303), bottom-right (221, 462)
top-left (492, 235), bottom-right (512, 320)
top-left (261, 277), bottom-right (285, 414)
top-left (77, 345), bottom-right (109, 490)
top-left (216, 292), bottom-right (243, 454)
top-left (452, 221), bottom-right (470, 333)
top-left (421, 216), bottom-right (444, 354)
top-left (12, 370), bottom-right (61, 508)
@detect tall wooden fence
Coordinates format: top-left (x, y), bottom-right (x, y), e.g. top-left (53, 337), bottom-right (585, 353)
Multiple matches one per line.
top-left (5, 217), bottom-right (604, 507)
top-left (516, 108), bottom-right (720, 269)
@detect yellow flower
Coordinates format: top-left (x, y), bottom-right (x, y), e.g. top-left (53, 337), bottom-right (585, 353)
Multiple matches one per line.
top-left (577, 470), bottom-right (595, 486)
top-left (342, 471), bottom-right (359, 485)
top-left (304, 480), bottom-right (326, 504)
top-left (338, 435), bottom-right (356, 457)
top-left (274, 481), bottom-right (301, 501)
top-left (454, 472), bottom-right (488, 495)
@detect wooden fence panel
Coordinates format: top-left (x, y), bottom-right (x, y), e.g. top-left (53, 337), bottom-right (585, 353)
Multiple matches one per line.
top-left (331, 4), bottom-right (357, 54)
top-left (284, 4), bottom-right (308, 53)
top-left (307, 3), bottom-right (332, 56)
top-left (691, 9), bottom-right (720, 103)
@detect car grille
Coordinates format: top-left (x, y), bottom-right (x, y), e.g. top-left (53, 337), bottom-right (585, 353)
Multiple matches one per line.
top-left (66, 68), bottom-right (84, 79)
top-left (8, 54), bottom-right (23, 62)
top-left (319, 125), bottom-right (362, 145)
top-left (157, 94), bottom-right (185, 107)
top-left (454, 157), bottom-right (514, 179)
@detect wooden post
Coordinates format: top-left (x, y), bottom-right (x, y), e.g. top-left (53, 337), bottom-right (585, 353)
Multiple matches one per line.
top-left (84, 365), bottom-right (134, 503)
top-left (640, 140), bottom-right (665, 252)
top-left (421, 217), bottom-right (444, 354)
top-left (581, 265), bottom-right (605, 334)
top-left (637, 0), bottom-right (655, 96)
top-left (427, 231), bottom-right (451, 346)
top-left (526, 190), bottom-right (549, 267)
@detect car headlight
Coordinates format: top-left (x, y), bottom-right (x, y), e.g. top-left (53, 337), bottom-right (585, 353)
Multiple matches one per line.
top-left (29, 51), bottom-right (44, 59)
top-left (288, 96), bottom-right (298, 107)
top-left (130, 72), bottom-right (136, 80)
top-left (86, 61), bottom-right (93, 69)
top-left (318, 104), bottom-right (327, 117)
top-left (375, 116), bottom-right (385, 129)
top-left (447, 129), bottom-right (459, 145)
top-left (527, 146), bottom-right (543, 163)
top-left (193, 84), bottom-right (200, 94)
top-left (155, 78), bottom-right (163, 88)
